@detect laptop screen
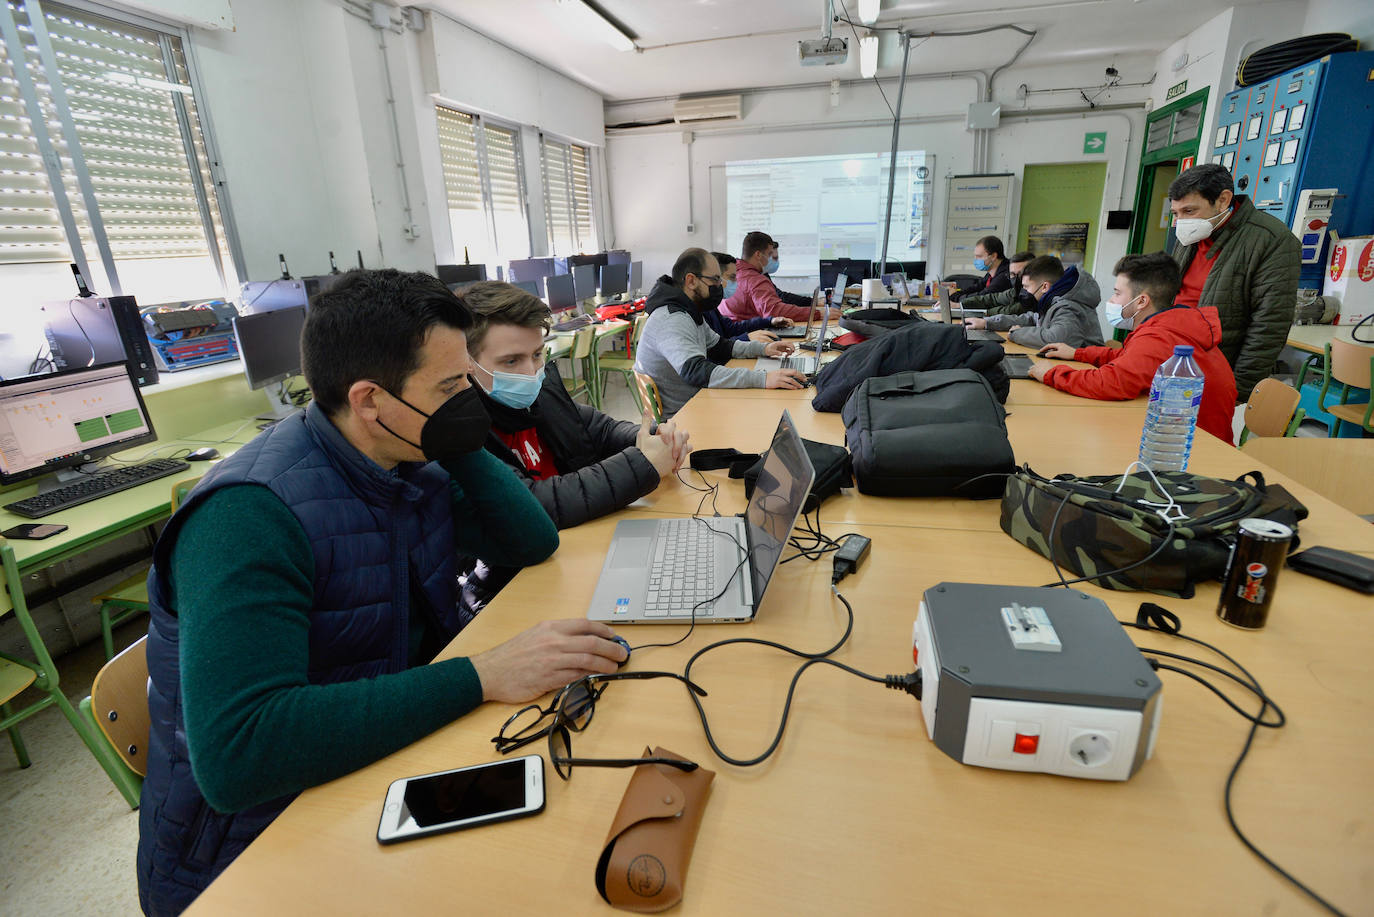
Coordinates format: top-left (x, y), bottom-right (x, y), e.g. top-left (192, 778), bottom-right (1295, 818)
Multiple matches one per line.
top-left (744, 410), bottom-right (816, 607)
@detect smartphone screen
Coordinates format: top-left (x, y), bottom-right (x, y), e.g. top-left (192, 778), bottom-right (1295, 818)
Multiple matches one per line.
top-left (2, 523), bottom-right (69, 540)
top-left (377, 755), bottom-right (544, 844)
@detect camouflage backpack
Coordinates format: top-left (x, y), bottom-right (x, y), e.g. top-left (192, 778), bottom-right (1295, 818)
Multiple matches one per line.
top-left (999, 465), bottom-right (1308, 598)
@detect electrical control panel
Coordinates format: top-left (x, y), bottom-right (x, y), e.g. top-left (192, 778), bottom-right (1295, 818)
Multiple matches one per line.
top-left (913, 583), bottom-right (1162, 781)
top-left (1211, 52), bottom-right (1374, 287)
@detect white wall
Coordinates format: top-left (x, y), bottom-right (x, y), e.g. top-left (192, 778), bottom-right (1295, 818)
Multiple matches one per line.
top-left (1304, 0), bottom-right (1374, 46)
top-left (605, 55), bottom-right (1154, 290)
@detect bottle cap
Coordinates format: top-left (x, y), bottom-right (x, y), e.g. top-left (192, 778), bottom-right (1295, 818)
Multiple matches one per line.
top-left (1173, 345), bottom-right (1194, 355)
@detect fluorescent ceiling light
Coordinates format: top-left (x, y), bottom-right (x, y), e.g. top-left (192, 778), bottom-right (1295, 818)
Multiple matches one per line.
top-left (859, 33), bottom-right (879, 78)
top-left (555, 0), bottom-right (635, 52)
top-left (857, 0), bottom-right (881, 25)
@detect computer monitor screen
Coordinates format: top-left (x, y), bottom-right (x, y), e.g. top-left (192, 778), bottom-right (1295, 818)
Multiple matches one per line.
top-left (507, 258), bottom-right (556, 285)
top-left (629, 261), bottom-right (643, 293)
top-left (606, 250), bottom-right (631, 266)
top-left (514, 281), bottom-right (540, 296)
top-left (233, 304), bottom-right (307, 392)
top-left (0, 361), bottom-right (157, 486)
top-left (545, 273), bottom-right (576, 312)
top-left (436, 264), bottom-right (487, 285)
top-left (877, 260), bottom-right (926, 281)
top-left (240, 279), bottom-right (309, 314)
top-left (600, 263), bottom-right (629, 297)
top-left (567, 253), bottom-right (607, 270)
top-left (839, 258), bottom-right (871, 282)
top-left (571, 263), bottom-right (597, 301)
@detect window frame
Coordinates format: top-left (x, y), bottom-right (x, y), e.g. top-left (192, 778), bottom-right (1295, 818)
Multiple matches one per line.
top-left (0, 0), bottom-right (243, 296)
top-left (539, 131), bottom-right (597, 256)
top-left (435, 103), bottom-right (532, 269)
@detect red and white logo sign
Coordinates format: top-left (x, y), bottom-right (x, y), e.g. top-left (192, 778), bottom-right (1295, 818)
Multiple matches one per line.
top-left (1358, 240), bottom-right (1374, 284)
top-left (1180, 156), bottom-right (1195, 172)
top-left (1330, 243), bottom-right (1347, 283)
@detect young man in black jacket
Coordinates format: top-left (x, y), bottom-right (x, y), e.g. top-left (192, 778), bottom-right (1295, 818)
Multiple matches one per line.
top-left (456, 281), bottom-right (691, 610)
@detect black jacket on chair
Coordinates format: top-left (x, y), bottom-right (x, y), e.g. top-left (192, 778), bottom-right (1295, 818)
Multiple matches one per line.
top-left (810, 321), bottom-right (1011, 412)
top-left (459, 362), bottom-right (661, 610)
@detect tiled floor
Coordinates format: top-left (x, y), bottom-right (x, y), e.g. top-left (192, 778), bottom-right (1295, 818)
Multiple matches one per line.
top-left (0, 374), bottom-right (644, 916)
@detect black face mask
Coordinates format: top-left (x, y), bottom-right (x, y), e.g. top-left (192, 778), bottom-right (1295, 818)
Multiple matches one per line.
top-left (697, 283), bottom-right (724, 311)
top-left (373, 384), bottom-right (490, 462)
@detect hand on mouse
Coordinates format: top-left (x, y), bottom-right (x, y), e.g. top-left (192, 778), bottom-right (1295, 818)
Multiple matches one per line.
top-left (1037, 343), bottom-right (1076, 360)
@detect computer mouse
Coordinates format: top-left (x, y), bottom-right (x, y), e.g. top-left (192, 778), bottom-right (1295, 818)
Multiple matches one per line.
top-left (186, 447), bottom-right (220, 462)
top-left (610, 634), bottom-right (631, 667)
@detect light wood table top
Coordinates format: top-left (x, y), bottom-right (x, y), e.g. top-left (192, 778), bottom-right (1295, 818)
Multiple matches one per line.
top-left (1284, 323), bottom-right (1366, 355)
top-left (190, 511), bottom-right (1374, 915)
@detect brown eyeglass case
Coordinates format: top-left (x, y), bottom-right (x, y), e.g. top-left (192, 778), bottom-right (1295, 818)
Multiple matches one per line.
top-left (594, 747), bottom-right (715, 912)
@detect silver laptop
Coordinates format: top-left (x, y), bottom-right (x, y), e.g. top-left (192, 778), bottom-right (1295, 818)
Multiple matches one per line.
top-left (587, 410), bottom-right (816, 624)
top-left (774, 289), bottom-right (818, 339)
top-left (755, 296), bottom-right (829, 374)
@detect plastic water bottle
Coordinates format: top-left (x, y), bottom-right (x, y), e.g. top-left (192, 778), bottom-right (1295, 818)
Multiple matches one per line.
top-left (1139, 345), bottom-right (1205, 472)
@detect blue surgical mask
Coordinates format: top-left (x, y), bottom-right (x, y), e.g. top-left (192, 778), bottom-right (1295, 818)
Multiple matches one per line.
top-left (764, 257), bottom-right (780, 274)
top-left (476, 360), bottom-right (545, 409)
top-left (1105, 294), bottom-right (1142, 330)
top-left (723, 279), bottom-right (737, 298)
top-left (973, 258), bottom-right (988, 272)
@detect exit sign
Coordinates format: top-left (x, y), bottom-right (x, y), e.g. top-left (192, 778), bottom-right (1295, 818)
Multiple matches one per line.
top-left (1083, 132), bottom-right (1107, 154)
top-left (1166, 80), bottom-right (1188, 101)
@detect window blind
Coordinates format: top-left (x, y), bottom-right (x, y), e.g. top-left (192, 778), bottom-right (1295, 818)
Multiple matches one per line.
top-left (483, 122), bottom-right (522, 218)
top-left (436, 106), bottom-right (481, 213)
top-left (541, 136), bottom-right (574, 255)
top-left (569, 143), bottom-right (593, 252)
top-left (0, 22), bottom-right (68, 262)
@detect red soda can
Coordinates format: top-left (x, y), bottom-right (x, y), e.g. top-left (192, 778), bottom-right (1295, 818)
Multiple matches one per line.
top-left (1216, 518), bottom-right (1292, 629)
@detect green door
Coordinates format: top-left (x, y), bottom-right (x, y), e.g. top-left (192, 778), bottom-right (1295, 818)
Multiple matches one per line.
top-left (1017, 162), bottom-right (1107, 274)
top-left (1128, 88), bottom-right (1209, 253)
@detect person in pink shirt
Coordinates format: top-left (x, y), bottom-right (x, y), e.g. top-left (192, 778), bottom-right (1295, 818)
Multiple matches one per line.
top-left (719, 231), bottom-right (840, 324)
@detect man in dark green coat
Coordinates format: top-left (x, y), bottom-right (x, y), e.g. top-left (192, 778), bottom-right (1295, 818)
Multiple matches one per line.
top-left (1168, 164), bottom-right (1299, 401)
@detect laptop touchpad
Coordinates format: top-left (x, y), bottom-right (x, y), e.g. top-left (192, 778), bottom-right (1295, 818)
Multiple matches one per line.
top-left (609, 537), bottom-right (652, 568)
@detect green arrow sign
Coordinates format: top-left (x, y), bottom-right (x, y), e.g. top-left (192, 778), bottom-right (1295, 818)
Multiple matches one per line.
top-left (1084, 131), bottom-right (1107, 154)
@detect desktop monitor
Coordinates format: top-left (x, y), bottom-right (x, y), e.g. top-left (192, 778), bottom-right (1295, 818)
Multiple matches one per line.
top-left (567, 253), bottom-right (607, 270)
top-left (301, 274), bottom-right (346, 299)
top-left (599, 263), bottom-right (629, 298)
top-left (240, 278), bottom-right (309, 314)
top-left (839, 258), bottom-right (871, 282)
top-left (41, 294), bottom-right (159, 387)
top-left (513, 280), bottom-right (541, 297)
top-left (629, 260), bottom-right (643, 294)
top-left (0, 361), bottom-right (158, 487)
top-left (545, 272), bottom-right (577, 313)
top-left (507, 258), bottom-right (556, 285)
top-left (436, 264), bottom-right (487, 285)
top-left (571, 263), bottom-right (597, 301)
top-left (233, 304), bottom-right (307, 394)
top-left (818, 259), bottom-right (845, 290)
top-left (605, 250), bottom-right (631, 266)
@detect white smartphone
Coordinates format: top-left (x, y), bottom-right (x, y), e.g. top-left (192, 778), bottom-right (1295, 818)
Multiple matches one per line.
top-left (376, 754), bottom-right (545, 845)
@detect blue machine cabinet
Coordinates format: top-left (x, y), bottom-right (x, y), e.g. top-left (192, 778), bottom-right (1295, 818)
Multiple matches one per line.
top-left (1211, 52), bottom-right (1374, 289)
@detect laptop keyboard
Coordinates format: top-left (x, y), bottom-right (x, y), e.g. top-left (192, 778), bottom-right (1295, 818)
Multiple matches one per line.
top-left (646, 518), bottom-right (718, 616)
top-left (778, 356), bottom-right (818, 372)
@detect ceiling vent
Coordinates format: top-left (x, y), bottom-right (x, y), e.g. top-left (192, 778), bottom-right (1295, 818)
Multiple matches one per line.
top-left (673, 94), bottom-right (743, 124)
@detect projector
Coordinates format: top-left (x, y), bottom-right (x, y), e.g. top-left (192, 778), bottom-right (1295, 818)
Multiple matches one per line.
top-left (913, 583), bottom-right (1162, 781)
top-left (798, 37), bottom-right (848, 66)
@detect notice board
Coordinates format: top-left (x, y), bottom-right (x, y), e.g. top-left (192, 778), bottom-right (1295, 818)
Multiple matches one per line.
top-left (942, 174), bottom-right (1017, 278)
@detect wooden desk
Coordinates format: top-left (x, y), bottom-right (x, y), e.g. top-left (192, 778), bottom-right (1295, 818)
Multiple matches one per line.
top-left (1284, 323), bottom-right (1363, 355)
top-left (189, 390), bottom-right (1374, 916)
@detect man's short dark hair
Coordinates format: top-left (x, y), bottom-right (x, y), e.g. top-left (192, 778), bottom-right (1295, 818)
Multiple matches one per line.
top-left (1168, 163), bottom-right (1233, 204)
top-left (302, 268), bottom-right (473, 417)
top-left (671, 248), bottom-right (715, 286)
top-left (1022, 255), bottom-right (1064, 287)
top-left (741, 231), bottom-right (775, 260)
top-left (712, 252), bottom-right (736, 268)
top-left (1009, 250), bottom-right (1036, 265)
top-left (458, 281), bottom-right (552, 354)
top-left (975, 235), bottom-right (1005, 259)
top-left (1113, 252), bottom-right (1181, 307)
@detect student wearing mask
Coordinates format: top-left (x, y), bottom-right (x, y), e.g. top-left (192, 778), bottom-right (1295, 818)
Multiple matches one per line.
top-left (706, 252), bottom-right (792, 343)
top-left (950, 235), bottom-right (1012, 301)
top-left (1167, 163), bottom-right (1299, 401)
top-left (957, 249), bottom-right (1037, 315)
top-left (635, 248), bottom-right (805, 417)
top-left (138, 270), bottom-right (625, 916)
top-left (1030, 252), bottom-right (1236, 442)
top-left (455, 281), bottom-right (691, 612)
top-left (719, 231), bottom-right (839, 324)
top-left (965, 254), bottom-right (1104, 349)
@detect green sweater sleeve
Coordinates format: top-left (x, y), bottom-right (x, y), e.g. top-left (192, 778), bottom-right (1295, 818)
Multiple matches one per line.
top-left (442, 448), bottom-right (559, 564)
top-left (176, 485), bottom-right (486, 814)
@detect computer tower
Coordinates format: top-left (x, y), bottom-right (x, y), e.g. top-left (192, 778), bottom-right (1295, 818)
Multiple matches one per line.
top-left (43, 295), bottom-right (159, 386)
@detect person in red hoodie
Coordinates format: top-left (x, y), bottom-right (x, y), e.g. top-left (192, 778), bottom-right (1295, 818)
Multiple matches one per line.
top-left (719, 231), bottom-right (839, 324)
top-left (1029, 252), bottom-right (1237, 444)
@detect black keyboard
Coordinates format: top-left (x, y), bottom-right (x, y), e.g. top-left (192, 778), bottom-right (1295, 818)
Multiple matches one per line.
top-left (1001, 354), bottom-right (1035, 379)
top-left (4, 458), bottom-right (192, 519)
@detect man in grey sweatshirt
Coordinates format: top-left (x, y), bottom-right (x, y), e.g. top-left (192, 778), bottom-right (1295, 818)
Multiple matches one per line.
top-left (634, 248), bottom-right (805, 418)
top-left (965, 254), bottom-right (1104, 349)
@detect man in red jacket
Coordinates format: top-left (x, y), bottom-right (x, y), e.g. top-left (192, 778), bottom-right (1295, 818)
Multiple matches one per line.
top-left (719, 231), bottom-right (839, 324)
top-left (1029, 252), bottom-right (1237, 444)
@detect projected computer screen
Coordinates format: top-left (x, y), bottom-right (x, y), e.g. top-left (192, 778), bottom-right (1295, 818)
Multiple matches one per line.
top-left (725, 151), bottom-right (934, 277)
top-left (0, 362), bottom-right (155, 483)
